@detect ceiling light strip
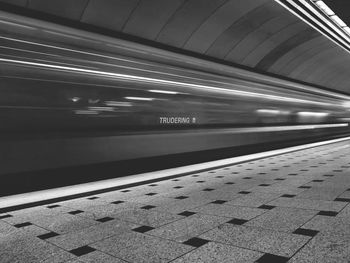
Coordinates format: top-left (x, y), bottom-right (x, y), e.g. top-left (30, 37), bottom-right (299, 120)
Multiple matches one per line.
top-left (275, 0), bottom-right (350, 54)
top-left (301, 0), bottom-right (350, 41)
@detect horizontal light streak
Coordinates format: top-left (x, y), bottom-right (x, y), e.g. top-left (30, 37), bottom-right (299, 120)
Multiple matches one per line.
top-left (74, 110), bottom-right (98, 115)
top-left (298, 111), bottom-right (329, 117)
top-left (210, 124), bottom-right (349, 134)
top-left (88, 106), bottom-right (114, 112)
top-left (105, 101), bottom-right (132, 107)
top-left (0, 35), bottom-right (157, 68)
top-left (256, 109), bottom-right (291, 115)
top-left (43, 30), bottom-right (83, 40)
top-left (0, 45), bottom-right (61, 58)
top-left (0, 20), bottom-right (35, 30)
top-left (148, 89), bottom-right (179, 95)
top-left (342, 101), bottom-right (350, 108)
top-left (125, 97), bottom-right (154, 101)
top-left (0, 57), bottom-right (335, 107)
top-left (338, 118), bottom-right (350, 122)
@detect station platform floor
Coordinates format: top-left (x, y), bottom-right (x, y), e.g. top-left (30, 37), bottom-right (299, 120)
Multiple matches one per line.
top-left (1, 139), bottom-right (350, 263)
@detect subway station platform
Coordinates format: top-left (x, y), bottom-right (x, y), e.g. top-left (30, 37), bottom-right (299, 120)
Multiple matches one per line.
top-left (1, 139), bottom-right (350, 263)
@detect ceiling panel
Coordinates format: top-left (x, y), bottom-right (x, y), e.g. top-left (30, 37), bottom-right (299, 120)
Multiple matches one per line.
top-left (28, 0), bottom-right (88, 20)
top-left (123, 0), bottom-right (185, 40)
top-left (0, 0), bottom-right (27, 7)
top-left (81, 0), bottom-right (139, 31)
top-left (184, 0), bottom-right (269, 54)
top-left (156, 0), bottom-right (227, 48)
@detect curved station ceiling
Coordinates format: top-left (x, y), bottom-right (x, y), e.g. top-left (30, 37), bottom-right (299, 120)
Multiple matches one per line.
top-left (0, 0), bottom-right (349, 95)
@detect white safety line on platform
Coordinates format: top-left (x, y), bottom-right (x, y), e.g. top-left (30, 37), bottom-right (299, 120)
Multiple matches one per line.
top-left (1, 136), bottom-right (350, 209)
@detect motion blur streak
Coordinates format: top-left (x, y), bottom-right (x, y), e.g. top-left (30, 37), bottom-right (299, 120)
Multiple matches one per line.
top-left (0, 58), bottom-right (339, 106)
top-left (1, 13), bottom-right (350, 176)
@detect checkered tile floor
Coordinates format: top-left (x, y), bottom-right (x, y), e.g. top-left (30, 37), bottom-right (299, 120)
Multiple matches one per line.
top-left (1, 140), bottom-right (350, 262)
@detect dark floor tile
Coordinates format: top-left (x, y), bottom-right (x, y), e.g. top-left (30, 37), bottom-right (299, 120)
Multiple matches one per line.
top-left (299, 186), bottom-right (311, 189)
top-left (323, 174), bottom-right (334, 177)
top-left (225, 182), bottom-right (235, 185)
top-left (196, 181), bottom-right (205, 183)
top-left (258, 173), bottom-right (267, 175)
top-left (227, 218), bottom-right (248, 225)
top-left (47, 204), bottom-right (60, 209)
top-left (259, 184), bottom-right (270, 187)
top-left (256, 253), bottom-right (289, 263)
top-left (281, 194), bottom-right (296, 198)
top-left (69, 245), bottom-right (96, 256)
top-left (178, 211), bottom-right (196, 217)
top-left (202, 188), bottom-right (214, 191)
top-left (215, 176), bottom-right (224, 178)
top-left (232, 172), bottom-right (239, 174)
top-left (14, 222), bottom-right (32, 228)
top-left (173, 186), bottom-right (184, 189)
top-left (121, 190), bottom-right (131, 193)
top-left (312, 180), bottom-right (324, 182)
top-left (141, 205), bottom-right (156, 210)
top-left (132, 225), bottom-right (154, 233)
top-left (211, 200), bottom-right (227, 204)
top-left (275, 178), bottom-right (285, 181)
top-left (0, 214), bottom-right (12, 219)
top-left (239, 191), bottom-right (251, 194)
top-left (96, 217), bottom-right (114, 223)
top-left (148, 184), bottom-right (158, 187)
top-left (293, 228), bottom-right (319, 237)
top-left (174, 196), bottom-right (189, 200)
top-left (37, 231), bottom-right (59, 240)
top-left (87, 196), bottom-right (99, 200)
top-left (183, 237), bottom-right (209, 248)
top-left (258, 205), bottom-right (275, 210)
top-left (172, 179), bottom-right (180, 181)
top-left (334, 198), bottom-right (350, 202)
top-left (243, 177), bottom-right (252, 179)
top-left (192, 175), bottom-right (200, 177)
top-left (288, 173), bottom-right (298, 176)
top-left (68, 210), bottom-right (84, 215)
top-left (112, 200), bottom-right (125, 205)
top-left (145, 193), bottom-right (157, 196)
top-left (317, 211), bottom-right (338, 217)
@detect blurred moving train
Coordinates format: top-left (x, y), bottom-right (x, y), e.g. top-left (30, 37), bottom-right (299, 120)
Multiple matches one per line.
top-left (1, 11), bottom-right (350, 176)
